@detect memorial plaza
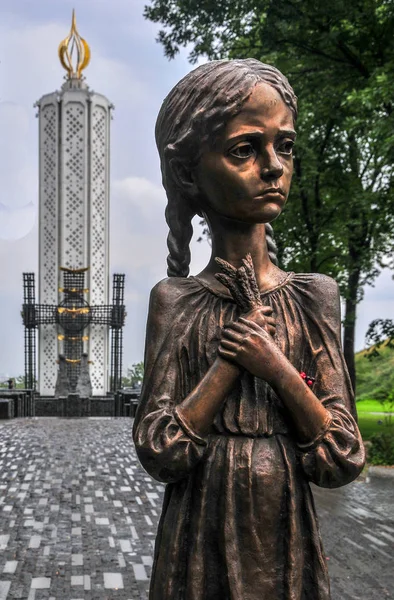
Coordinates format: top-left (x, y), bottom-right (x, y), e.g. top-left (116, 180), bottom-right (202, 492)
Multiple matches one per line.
top-left (0, 418), bottom-right (392, 600)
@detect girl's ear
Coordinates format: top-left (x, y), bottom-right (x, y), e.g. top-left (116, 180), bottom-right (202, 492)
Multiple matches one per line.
top-left (170, 158), bottom-right (199, 200)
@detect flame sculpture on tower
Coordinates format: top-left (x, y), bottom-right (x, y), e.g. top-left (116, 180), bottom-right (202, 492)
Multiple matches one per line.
top-left (22, 12), bottom-right (126, 398)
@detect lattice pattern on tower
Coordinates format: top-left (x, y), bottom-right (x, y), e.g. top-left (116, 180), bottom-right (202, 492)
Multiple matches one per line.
top-left (63, 102), bottom-right (86, 268)
top-left (89, 104), bottom-right (109, 394)
top-left (39, 101), bottom-right (59, 394)
top-left (89, 325), bottom-right (106, 391)
top-left (40, 103), bottom-right (58, 304)
top-left (90, 105), bottom-right (107, 305)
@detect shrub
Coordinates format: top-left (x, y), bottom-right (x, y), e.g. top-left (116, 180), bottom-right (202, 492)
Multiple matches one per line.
top-left (368, 432), bottom-right (394, 466)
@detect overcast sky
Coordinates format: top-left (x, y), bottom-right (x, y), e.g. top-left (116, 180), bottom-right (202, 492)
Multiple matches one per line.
top-left (0, 0), bottom-right (393, 379)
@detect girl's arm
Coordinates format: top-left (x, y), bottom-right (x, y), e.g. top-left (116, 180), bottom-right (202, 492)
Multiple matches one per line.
top-left (176, 304), bottom-right (276, 437)
top-left (133, 280), bottom-right (273, 482)
top-left (219, 295), bottom-right (365, 489)
top-left (219, 317), bottom-right (330, 444)
top-left (175, 357), bottom-right (240, 436)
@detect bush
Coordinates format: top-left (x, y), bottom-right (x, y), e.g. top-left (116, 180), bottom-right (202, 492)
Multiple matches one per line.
top-left (368, 432), bottom-right (394, 466)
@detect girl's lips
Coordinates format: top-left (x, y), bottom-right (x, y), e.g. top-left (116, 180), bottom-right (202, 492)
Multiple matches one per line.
top-left (255, 189), bottom-right (286, 199)
top-left (259, 188), bottom-right (285, 196)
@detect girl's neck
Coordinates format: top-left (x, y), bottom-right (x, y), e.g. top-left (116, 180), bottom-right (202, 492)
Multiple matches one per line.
top-left (197, 215), bottom-right (285, 293)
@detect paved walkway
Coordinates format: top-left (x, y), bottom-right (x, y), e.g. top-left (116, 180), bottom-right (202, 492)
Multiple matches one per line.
top-left (0, 419), bottom-right (392, 600)
top-left (0, 419), bottom-right (160, 600)
top-left (313, 479), bottom-right (393, 599)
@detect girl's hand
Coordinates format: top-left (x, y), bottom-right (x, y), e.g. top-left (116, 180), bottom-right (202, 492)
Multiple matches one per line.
top-left (243, 305), bottom-right (276, 337)
top-left (218, 317), bottom-right (284, 384)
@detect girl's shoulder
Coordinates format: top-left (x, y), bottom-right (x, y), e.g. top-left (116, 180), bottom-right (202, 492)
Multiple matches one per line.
top-left (151, 275), bottom-right (198, 298)
top-left (290, 272), bottom-right (339, 296)
top-left (149, 273), bottom-right (340, 314)
top-left (149, 276), bottom-right (205, 314)
top-left (288, 272), bottom-right (340, 320)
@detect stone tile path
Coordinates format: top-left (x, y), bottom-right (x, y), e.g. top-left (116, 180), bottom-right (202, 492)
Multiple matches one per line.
top-left (0, 418), bottom-right (392, 599)
top-left (313, 477), bottom-right (394, 599)
top-left (0, 419), bottom-right (163, 600)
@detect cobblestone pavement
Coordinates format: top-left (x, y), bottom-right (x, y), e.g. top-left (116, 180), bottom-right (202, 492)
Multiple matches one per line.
top-left (314, 478), bottom-right (394, 599)
top-left (0, 419), bottom-right (161, 600)
top-left (0, 419), bottom-right (392, 600)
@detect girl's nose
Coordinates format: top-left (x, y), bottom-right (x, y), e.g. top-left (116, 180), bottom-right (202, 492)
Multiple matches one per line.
top-left (259, 149), bottom-right (283, 180)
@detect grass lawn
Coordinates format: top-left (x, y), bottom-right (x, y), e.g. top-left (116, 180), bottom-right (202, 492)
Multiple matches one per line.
top-left (356, 399), bottom-right (394, 440)
top-left (356, 399), bottom-right (394, 413)
top-left (355, 343), bottom-right (394, 402)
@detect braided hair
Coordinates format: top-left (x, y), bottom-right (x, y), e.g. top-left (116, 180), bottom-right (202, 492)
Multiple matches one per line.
top-left (155, 59), bottom-right (297, 277)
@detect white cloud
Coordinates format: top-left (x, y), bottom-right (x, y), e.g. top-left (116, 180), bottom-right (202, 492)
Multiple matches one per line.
top-left (112, 176), bottom-right (166, 222)
top-left (0, 202), bottom-right (36, 241)
top-left (0, 101), bottom-right (37, 238)
top-left (355, 269), bottom-right (394, 352)
top-left (111, 176), bottom-right (167, 275)
top-left (0, 228), bottom-right (37, 294)
top-left (0, 228), bottom-right (37, 376)
top-left (111, 176), bottom-right (210, 277)
top-left (108, 175), bottom-right (209, 367)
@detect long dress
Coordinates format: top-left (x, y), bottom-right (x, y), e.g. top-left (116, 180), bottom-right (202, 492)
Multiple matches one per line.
top-left (133, 272), bottom-right (365, 600)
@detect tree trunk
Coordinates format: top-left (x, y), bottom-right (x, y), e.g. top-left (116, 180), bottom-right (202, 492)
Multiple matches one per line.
top-left (343, 267), bottom-right (361, 392)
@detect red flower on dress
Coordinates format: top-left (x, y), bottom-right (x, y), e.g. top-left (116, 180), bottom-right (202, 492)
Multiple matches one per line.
top-left (300, 372), bottom-right (315, 387)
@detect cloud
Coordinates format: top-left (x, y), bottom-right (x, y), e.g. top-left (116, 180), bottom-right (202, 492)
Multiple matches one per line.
top-left (109, 175), bottom-right (209, 366)
top-left (0, 102), bottom-right (37, 238)
top-left (111, 176), bottom-right (168, 275)
top-left (355, 269), bottom-right (394, 351)
top-left (112, 177), bottom-right (166, 224)
top-left (0, 202), bottom-right (36, 241)
top-left (111, 175), bottom-right (210, 276)
top-left (0, 228), bottom-right (37, 377)
top-left (361, 269), bottom-right (394, 301)
top-left (0, 228), bottom-right (37, 294)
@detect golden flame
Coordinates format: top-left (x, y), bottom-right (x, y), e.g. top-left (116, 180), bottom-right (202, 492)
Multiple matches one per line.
top-left (58, 10), bottom-right (91, 79)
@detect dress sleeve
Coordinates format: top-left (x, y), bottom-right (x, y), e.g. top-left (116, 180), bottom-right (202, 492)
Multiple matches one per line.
top-left (296, 275), bottom-right (365, 488)
top-left (132, 279), bottom-right (208, 483)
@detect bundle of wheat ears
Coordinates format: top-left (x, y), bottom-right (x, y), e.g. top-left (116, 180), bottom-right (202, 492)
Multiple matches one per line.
top-left (214, 253), bottom-right (263, 313)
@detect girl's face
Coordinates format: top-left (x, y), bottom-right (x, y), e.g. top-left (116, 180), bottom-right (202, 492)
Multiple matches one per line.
top-left (192, 82), bottom-right (295, 224)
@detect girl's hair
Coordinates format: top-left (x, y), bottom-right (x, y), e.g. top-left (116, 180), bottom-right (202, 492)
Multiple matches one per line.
top-left (155, 59), bottom-right (297, 277)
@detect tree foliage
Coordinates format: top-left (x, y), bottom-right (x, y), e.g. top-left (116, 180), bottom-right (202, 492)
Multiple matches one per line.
top-left (365, 318), bottom-right (394, 359)
top-left (0, 375), bottom-right (25, 389)
top-left (122, 362), bottom-right (145, 388)
top-left (144, 0), bottom-right (394, 387)
top-left (355, 342), bottom-right (394, 402)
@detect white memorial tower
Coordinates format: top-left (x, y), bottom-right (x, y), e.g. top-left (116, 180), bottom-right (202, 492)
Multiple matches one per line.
top-left (37, 12), bottom-right (112, 396)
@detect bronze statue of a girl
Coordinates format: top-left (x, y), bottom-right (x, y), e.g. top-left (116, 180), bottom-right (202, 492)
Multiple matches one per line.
top-left (133, 59), bottom-right (365, 600)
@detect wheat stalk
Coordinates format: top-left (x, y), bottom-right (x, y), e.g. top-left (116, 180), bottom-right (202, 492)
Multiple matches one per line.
top-left (215, 255), bottom-right (262, 312)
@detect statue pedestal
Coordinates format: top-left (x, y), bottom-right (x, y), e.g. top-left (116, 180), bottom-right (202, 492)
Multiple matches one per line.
top-left (64, 394), bottom-right (91, 417)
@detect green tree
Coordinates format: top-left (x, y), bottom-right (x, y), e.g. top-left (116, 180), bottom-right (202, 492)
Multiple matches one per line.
top-left (144, 0), bottom-right (394, 388)
top-left (123, 362), bottom-right (145, 388)
top-left (365, 318), bottom-right (394, 357)
top-left (0, 375), bottom-right (25, 389)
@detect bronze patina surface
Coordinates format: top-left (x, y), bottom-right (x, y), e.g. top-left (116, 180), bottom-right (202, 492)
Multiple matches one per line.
top-left (133, 59), bottom-right (365, 600)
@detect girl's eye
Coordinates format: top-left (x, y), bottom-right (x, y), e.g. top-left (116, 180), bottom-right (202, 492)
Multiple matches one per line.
top-left (277, 140), bottom-right (294, 155)
top-left (229, 143), bottom-right (255, 159)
